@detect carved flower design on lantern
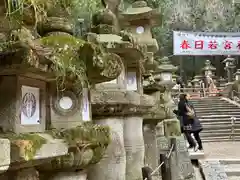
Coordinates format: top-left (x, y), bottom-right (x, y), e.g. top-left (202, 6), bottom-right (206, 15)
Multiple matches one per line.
top-left (22, 92), bottom-right (37, 118)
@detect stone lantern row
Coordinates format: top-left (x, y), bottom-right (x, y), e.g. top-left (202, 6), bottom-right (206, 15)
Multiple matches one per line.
top-left (191, 56), bottom-right (240, 89)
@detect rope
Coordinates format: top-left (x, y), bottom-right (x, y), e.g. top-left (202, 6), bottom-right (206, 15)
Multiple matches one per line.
top-left (144, 144), bottom-right (175, 180)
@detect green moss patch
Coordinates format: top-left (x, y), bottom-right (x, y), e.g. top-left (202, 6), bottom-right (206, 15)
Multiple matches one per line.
top-left (0, 133), bottom-right (46, 161)
top-left (40, 34), bottom-right (87, 89)
top-left (48, 122), bottom-right (110, 147)
top-left (47, 122), bottom-right (110, 167)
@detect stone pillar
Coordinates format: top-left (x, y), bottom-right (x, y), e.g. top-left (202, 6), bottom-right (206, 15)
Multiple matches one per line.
top-left (121, 2), bottom-right (161, 179)
top-left (48, 171), bottom-right (87, 180)
top-left (143, 57), bottom-right (177, 179)
top-left (124, 116), bottom-right (144, 180)
top-left (143, 124), bottom-right (158, 169)
top-left (88, 118), bottom-right (126, 180)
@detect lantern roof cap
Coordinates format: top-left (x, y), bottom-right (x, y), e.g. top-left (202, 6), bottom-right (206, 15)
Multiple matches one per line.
top-left (153, 56), bottom-right (177, 73)
top-left (234, 69), bottom-right (240, 76)
top-left (223, 55), bottom-right (235, 63)
top-left (121, 0), bottom-right (161, 27)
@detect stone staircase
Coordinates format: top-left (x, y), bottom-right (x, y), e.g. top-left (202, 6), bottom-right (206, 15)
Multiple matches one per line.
top-left (199, 159), bottom-right (240, 180)
top-left (221, 159), bottom-right (240, 180)
top-left (190, 97), bottom-right (240, 142)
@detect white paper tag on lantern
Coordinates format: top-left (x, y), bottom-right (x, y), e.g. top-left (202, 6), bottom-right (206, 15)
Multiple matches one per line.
top-left (161, 73), bottom-right (171, 81)
top-left (21, 86), bottom-right (40, 125)
top-left (127, 71), bottom-right (137, 91)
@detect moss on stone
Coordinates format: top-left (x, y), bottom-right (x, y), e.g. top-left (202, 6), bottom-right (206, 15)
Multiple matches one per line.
top-left (48, 122), bottom-right (110, 147)
top-left (40, 34), bottom-right (87, 88)
top-left (163, 119), bottom-right (181, 137)
top-left (46, 122), bottom-right (110, 167)
top-left (0, 133), bottom-right (46, 160)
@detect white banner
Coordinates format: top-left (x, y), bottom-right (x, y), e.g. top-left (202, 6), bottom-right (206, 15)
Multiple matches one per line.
top-left (173, 31), bottom-right (240, 55)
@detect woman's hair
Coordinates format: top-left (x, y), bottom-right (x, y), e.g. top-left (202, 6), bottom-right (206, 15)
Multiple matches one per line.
top-left (179, 93), bottom-right (187, 101)
top-left (179, 93), bottom-right (190, 101)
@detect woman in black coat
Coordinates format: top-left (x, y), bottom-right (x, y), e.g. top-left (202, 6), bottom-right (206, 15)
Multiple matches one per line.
top-left (178, 93), bottom-right (203, 151)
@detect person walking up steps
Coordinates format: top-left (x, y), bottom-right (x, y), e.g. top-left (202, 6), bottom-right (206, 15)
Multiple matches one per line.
top-left (178, 93), bottom-right (203, 151)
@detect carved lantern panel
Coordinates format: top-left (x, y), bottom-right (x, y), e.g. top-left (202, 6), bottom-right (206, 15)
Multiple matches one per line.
top-left (235, 69), bottom-right (240, 81)
top-left (50, 87), bottom-right (91, 129)
top-left (0, 75), bottom-right (46, 133)
top-left (126, 67), bottom-right (142, 92)
top-left (160, 71), bottom-right (172, 82)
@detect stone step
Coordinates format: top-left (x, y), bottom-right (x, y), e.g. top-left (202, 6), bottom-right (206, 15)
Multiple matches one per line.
top-left (195, 109), bottom-right (240, 113)
top-left (191, 99), bottom-right (224, 102)
top-left (202, 126), bottom-right (240, 131)
top-left (189, 150), bottom-right (205, 160)
top-left (220, 159), bottom-right (240, 165)
top-left (201, 121), bottom-right (240, 125)
top-left (228, 176), bottom-right (239, 180)
top-left (195, 107), bottom-right (239, 111)
top-left (201, 136), bottom-right (240, 142)
top-left (197, 112), bottom-right (240, 116)
top-left (191, 101), bottom-right (227, 105)
top-left (193, 104), bottom-right (238, 108)
top-left (199, 115), bottom-right (240, 119)
top-left (199, 117), bottom-right (240, 122)
top-left (194, 105), bottom-right (235, 109)
top-left (224, 164), bottom-right (240, 176)
top-left (200, 132), bottom-right (240, 138)
top-left (191, 98), bottom-right (225, 101)
top-left (201, 129), bottom-right (240, 135)
top-left (202, 138), bottom-right (239, 142)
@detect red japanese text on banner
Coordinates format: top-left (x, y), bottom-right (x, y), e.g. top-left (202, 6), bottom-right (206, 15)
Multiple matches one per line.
top-left (173, 31), bottom-right (240, 55)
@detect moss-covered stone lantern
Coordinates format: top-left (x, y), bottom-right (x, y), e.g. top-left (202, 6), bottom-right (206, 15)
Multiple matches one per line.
top-left (85, 0), bottom-right (155, 180)
top-left (121, 0), bottom-right (161, 88)
top-left (223, 56), bottom-right (236, 83)
top-left (156, 57), bottom-right (178, 83)
top-left (192, 75), bottom-right (202, 89)
top-left (143, 56), bottom-right (177, 177)
top-left (201, 60), bottom-right (216, 77)
top-left (231, 69), bottom-right (240, 98)
top-left (235, 69), bottom-right (240, 81)
top-left (0, 1), bottom-right (119, 179)
top-left (119, 1), bottom-right (160, 179)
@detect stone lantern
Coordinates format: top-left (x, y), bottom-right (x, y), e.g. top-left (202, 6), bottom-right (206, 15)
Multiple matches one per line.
top-left (192, 75), bottom-right (202, 89)
top-left (235, 69), bottom-right (240, 81)
top-left (86, 0), bottom-right (155, 180)
top-left (201, 60), bottom-right (216, 78)
top-left (121, 0), bottom-right (160, 82)
top-left (156, 56), bottom-right (177, 119)
top-left (156, 56), bottom-right (177, 84)
top-left (143, 56), bottom-right (177, 174)
top-left (121, 1), bottom-right (160, 179)
top-left (121, 1), bottom-right (160, 52)
top-left (223, 56), bottom-right (236, 83)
